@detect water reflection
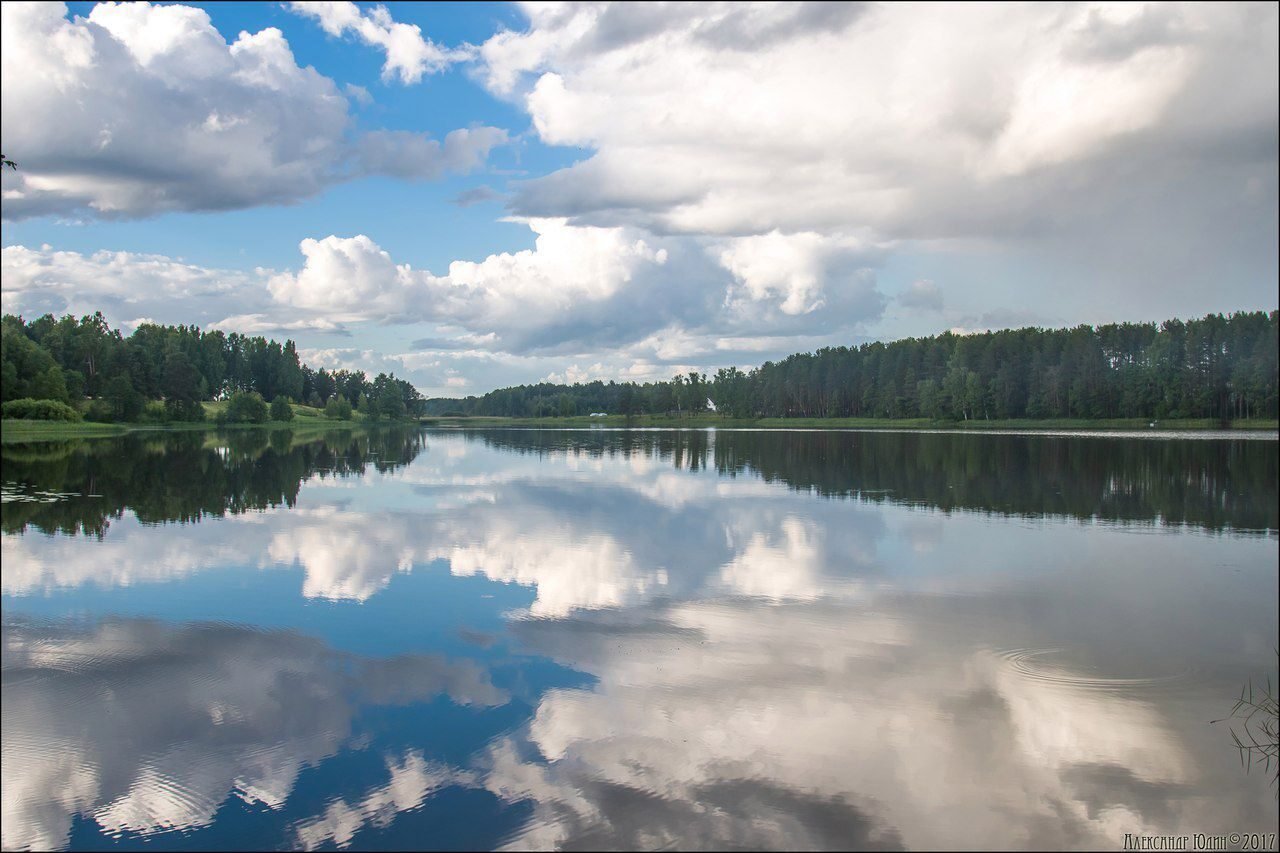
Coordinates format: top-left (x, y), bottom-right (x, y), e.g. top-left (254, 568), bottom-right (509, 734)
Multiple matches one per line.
top-left (0, 428), bottom-right (1276, 850)
top-left (1, 427), bottom-right (424, 537)
top-left (482, 598), bottom-right (1213, 850)
top-left (4, 429), bottom-right (1275, 539)
top-left (466, 429), bottom-right (1279, 534)
top-left (0, 616), bottom-right (504, 851)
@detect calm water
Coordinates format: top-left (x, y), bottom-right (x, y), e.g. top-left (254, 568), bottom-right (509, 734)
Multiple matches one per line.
top-left (2, 427), bottom-right (1277, 851)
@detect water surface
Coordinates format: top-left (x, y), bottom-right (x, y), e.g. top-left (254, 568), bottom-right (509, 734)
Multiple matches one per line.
top-left (2, 427), bottom-right (1277, 850)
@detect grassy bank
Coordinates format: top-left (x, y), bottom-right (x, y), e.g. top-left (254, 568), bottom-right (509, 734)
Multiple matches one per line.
top-left (2, 402), bottom-right (413, 444)
top-left (8, 410), bottom-right (1275, 444)
top-left (0, 420), bottom-right (131, 441)
top-left (420, 414), bottom-right (1280, 431)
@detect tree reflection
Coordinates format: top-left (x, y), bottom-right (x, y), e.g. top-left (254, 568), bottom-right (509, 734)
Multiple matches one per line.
top-left (464, 430), bottom-right (1278, 534)
top-left (1, 427), bottom-right (425, 537)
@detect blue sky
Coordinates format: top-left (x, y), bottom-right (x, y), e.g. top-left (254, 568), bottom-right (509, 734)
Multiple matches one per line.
top-left (3, 1), bottom-right (1277, 396)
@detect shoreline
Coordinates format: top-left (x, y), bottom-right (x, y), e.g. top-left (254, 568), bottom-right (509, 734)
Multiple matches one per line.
top-left (1, 415), bottom-right (417, 444)
top-left (419, 414), bottom-right (1280, 432)
top-left (5, 414), bottom-right (1277, 444)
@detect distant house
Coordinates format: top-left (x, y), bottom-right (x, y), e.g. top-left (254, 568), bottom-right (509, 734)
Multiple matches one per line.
top-left (589, 412), bottom-right (608, 417)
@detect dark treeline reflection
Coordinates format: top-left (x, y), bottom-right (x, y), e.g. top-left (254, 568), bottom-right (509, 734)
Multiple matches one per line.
top-left (1, 427), bottom-right (425, 538)
top-left (463, 429), bottom-right (1279, 534)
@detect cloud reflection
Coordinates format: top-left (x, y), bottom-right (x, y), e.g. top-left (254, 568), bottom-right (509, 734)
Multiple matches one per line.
top-left (0, 617), bottom-right (505, 851)
top-left (472, 596), bottom-right (1220, 850)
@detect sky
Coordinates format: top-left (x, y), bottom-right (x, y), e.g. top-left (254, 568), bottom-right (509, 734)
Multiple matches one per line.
top-left (2, 1), bottom-right (1277, 398)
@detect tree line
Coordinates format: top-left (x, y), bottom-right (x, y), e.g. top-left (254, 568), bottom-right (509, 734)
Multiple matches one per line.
top-left (1, 312), bottom-right (425, 422)
top-left (427, 310), bottom-right (1278, 422)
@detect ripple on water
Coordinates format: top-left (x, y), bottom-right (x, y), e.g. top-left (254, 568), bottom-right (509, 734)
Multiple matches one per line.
top-left (992, 647), bottom-right (1195, 695)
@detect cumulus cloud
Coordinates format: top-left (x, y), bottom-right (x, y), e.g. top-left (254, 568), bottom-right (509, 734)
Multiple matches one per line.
top-left (260, 219), bottom-right (695, 352)
top-left (466, 1), bottom-right (1277, 336)
top-left (285, 1), bottom-right (471, 84)
top-left (716, 230), bottom-right (886, 320)
top-left (0, 2), bottom-right (505, 219)
top-left (0, 243), bottom-right (269, 327)
top-left (481, 3), bottom-right (1275, 237)
top-left (257, 219), bottom-right (889, 358)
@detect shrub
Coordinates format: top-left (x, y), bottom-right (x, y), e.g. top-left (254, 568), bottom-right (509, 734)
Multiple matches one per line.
top-left (83, 400), bottom-right (115, 423)
top-left (223, 391), bottom-right (269, 424)
top-left (270, 396), bottom-right (295, 422)
top-left (2, 398), bottom-right (82, 421)
top-left (139, 401), bottom-right (169, 424)
top-left (324, 395), bottom-right (353, 420)
top-left (165, 399), bottom-right (206, 422)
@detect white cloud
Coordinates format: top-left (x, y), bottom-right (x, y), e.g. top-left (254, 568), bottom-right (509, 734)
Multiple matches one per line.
top-left (716, 230), bottom-right (883, 317)
top-left (266, 235), bottom-right (417, 318)
top-left (0, 2), bottom-right (504, 219)
top-left (256, 218), bottom-right (889, 360)
top-left (286, 1), bottom-right (472, 85)
top-left (209, 314), bottom-right (348, 334)
top-left (1, 226), bottom-right (886, 392)
top-left (481, 2), bottom-right (1275, 245)
top-left (0, 243), bottom-right (266, 326)
top-left (540, 363), bottom-right (605, 385)
top-left (261, 219), bottom-right (677, 350)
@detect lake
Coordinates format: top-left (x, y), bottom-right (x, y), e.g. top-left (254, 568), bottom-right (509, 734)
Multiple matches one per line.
top-left (2, 427), bottom-right (1277, 851)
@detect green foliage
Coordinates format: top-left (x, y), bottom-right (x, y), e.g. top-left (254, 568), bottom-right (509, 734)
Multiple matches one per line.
top-left (221, 391), bottom-right (269, 424)
top-left (324, 395), bottom-right (353, 420)
top-left (28, 365), bottom-right (70, 403)
top-left (373, 373), bottom-right (407, 420)
top-left (2, 311), bottom-right (425, 426)
top-left (2, 319), bottom-right (65, 403)
top-left (425, 310), bottom-right (1280, 422)
top-left (2, 398), bottom-right (82, 421)
top-left (270, 396), bottom-right (295, 422)
top-left (139, 401), bottom-right (169, 424)
top-left (83, 400), bottom-right (115, 423)
top-left (105, 374), bottom-right (144, 422)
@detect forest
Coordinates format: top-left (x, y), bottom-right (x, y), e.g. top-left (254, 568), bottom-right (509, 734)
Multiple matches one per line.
top-left (428, 310), bottom-right (1279, 422)
top-left (1, 312), bottom-right (424, 422)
